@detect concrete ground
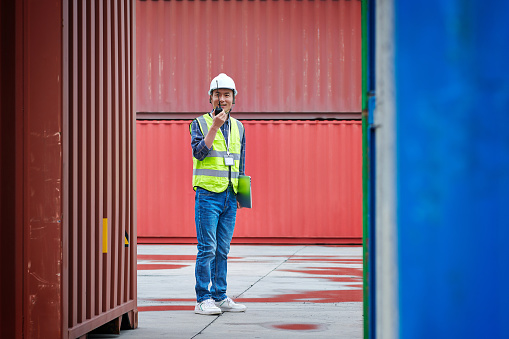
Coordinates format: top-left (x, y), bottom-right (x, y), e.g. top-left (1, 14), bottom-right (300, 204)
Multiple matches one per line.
top-left (90, 244), bottom-right (363, 339)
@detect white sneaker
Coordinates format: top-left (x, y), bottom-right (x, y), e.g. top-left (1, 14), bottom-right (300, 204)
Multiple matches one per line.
top-left (215, 297), bottom-right (247, 312)
top-left (195, 299), bottom-right (222, 315)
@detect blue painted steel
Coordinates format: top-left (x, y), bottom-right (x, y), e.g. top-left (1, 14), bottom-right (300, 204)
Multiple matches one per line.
top-left (367, 1), bottom-right (377, 338)
top-left (367, 1), bottom-right (376, 95)
top-left (367, 95), bottom-right (377, 339)
top-left (396, 1), bottom-right (509, 338)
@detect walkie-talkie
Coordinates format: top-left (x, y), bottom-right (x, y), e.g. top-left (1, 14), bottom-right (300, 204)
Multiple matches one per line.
top-left (214, 80), bottom-right (222, 115)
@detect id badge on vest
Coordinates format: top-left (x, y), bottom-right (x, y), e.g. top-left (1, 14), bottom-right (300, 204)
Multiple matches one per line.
top-left (224, 154), bottom-right (234, 166)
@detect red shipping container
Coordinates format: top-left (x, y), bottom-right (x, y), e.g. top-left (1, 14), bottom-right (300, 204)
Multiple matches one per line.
top-left (136, 0), bottom-right (362, 117)
top-left (0, 1), bottom-right (138, 337)
top-left (137, 120), bottom-right (362, 244)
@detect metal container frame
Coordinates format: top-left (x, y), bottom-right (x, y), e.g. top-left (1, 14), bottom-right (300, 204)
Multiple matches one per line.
top-left (0, 1), bottom-right (138, 338)
top-left (136, 120), bottom-right (363, 244)
top-left (135, 0), bottom-right (362, 120)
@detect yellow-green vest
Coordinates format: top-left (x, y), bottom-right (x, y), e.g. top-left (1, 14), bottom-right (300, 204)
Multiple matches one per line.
top-left (191, 113), bottom-right (244, 193)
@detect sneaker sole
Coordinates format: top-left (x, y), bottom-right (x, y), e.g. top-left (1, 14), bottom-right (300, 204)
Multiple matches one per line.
top-left (194, 309), bottom-right (222, 315)
top-left (218, 308), bottom-right (247, 313)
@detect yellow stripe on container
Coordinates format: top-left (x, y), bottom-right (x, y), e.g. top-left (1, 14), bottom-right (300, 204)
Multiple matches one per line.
top-left (103, 218), bottom-right (108, 253)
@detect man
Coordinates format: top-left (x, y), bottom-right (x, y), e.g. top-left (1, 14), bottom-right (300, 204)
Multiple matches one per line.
top-left (190, 73), bottom-right (247, 315)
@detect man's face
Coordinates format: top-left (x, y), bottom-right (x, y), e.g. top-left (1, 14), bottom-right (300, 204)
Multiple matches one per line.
top-left (210, 89), bottom-right (234, 113)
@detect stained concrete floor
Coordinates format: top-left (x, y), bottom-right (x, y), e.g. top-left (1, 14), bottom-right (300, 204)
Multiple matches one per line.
top-left (90, 244), bottom-right (363, 339)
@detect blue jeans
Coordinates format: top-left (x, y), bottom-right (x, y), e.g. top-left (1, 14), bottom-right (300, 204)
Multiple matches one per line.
top-left (194, 186), bottom-right (237, 302)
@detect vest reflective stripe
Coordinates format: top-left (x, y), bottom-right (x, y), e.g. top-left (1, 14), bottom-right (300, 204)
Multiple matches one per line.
top-left (195, 114), bottom-right (245, 143)
top-left (235, 119), bottom-right (244, 141)
top-left (192, 113), bottom-right (243, 193)
top-left (196, 115), bottom-right (209, 136)
top-left (193, 169), bottom-right (240, 178)
top-left (208, 150), bottom-right (241, 160)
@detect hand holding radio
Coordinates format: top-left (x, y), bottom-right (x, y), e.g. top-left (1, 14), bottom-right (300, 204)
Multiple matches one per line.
top-left (212, 109), bottom-right (227, 129)
top-left (214, 103), bottom-right (223, 115)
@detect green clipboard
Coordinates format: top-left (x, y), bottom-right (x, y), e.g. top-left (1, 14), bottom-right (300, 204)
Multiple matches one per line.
top-left (236, 175), bottom-right (252, 208)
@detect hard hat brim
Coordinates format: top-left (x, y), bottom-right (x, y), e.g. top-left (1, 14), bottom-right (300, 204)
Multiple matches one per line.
top-left (208, 88), bottom-right (238, 96)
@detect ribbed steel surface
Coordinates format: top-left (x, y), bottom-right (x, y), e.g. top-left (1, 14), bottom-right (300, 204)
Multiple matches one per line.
top-left (136, 0), bottom-right (362, 115)
top-left (137, 120), bottom-right (362, 243)
top-left (65, 1), bottom-right (138, 337)
top-left (0, 1), bottom-right (23, 337)
top-left (0, 1), bottom-right (137, 338)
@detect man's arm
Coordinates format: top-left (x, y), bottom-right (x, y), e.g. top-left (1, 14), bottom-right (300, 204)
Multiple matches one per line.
top-left (203, 110), bottom-right (228, 148)
top-left (191, 119), bottom-right (211, 161)
top-left (191, 111), bottom-right (229, 160)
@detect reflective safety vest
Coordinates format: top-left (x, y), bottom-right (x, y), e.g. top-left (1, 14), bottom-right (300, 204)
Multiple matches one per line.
top-left (191, 113), bottom-right (244, 193)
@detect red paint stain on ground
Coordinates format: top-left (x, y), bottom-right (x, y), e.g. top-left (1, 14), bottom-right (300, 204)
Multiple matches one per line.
top-left (138, 305), bottom-right (195, 312)
top-left (289, 257), bottom-right (362, 263)
top-left (284, 267), bottom-right (362, 276)
top-left (289, 260), bottom-right (362, 265)
top-left (282, 266), bottom-right (363, 283)
top-left (141, 298), bottom-right (195, 302)
top-left (138, 288), bottom-right (362, 312)
top-left (237, 289), bottom-right (362, 303)
top-left (138, 255), bottom-right (197, 261)
top-left (137, 264), bottom-right (189, 270)
top-left (137, 255), bottom-right (243, 261)
top-left (322, 276), bottom-right (363, 283)
top-left (272, 323), bottom-right (320, 331)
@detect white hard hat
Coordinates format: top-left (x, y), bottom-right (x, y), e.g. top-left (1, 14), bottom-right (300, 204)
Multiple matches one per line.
top-left (208, 73), bottom-right (238, 96)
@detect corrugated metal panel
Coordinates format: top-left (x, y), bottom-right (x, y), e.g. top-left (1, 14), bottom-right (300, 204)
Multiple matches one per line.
top-left (136, 0), bottom-right (362, 115)
top-left (1, 1), bottom-right (137, 338)
top-left (65, 1), bottom-right (138, 337)
top-left (136, 121), bottom-right (196, 238)
top-left (0, 1), bottom-right (24, 338)
top-left (25, 1), bottom-right (65, 337)
top-left (238, 120), bottom-right (363, 241)
top-left (137, 120), bottom-right (362, 243)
